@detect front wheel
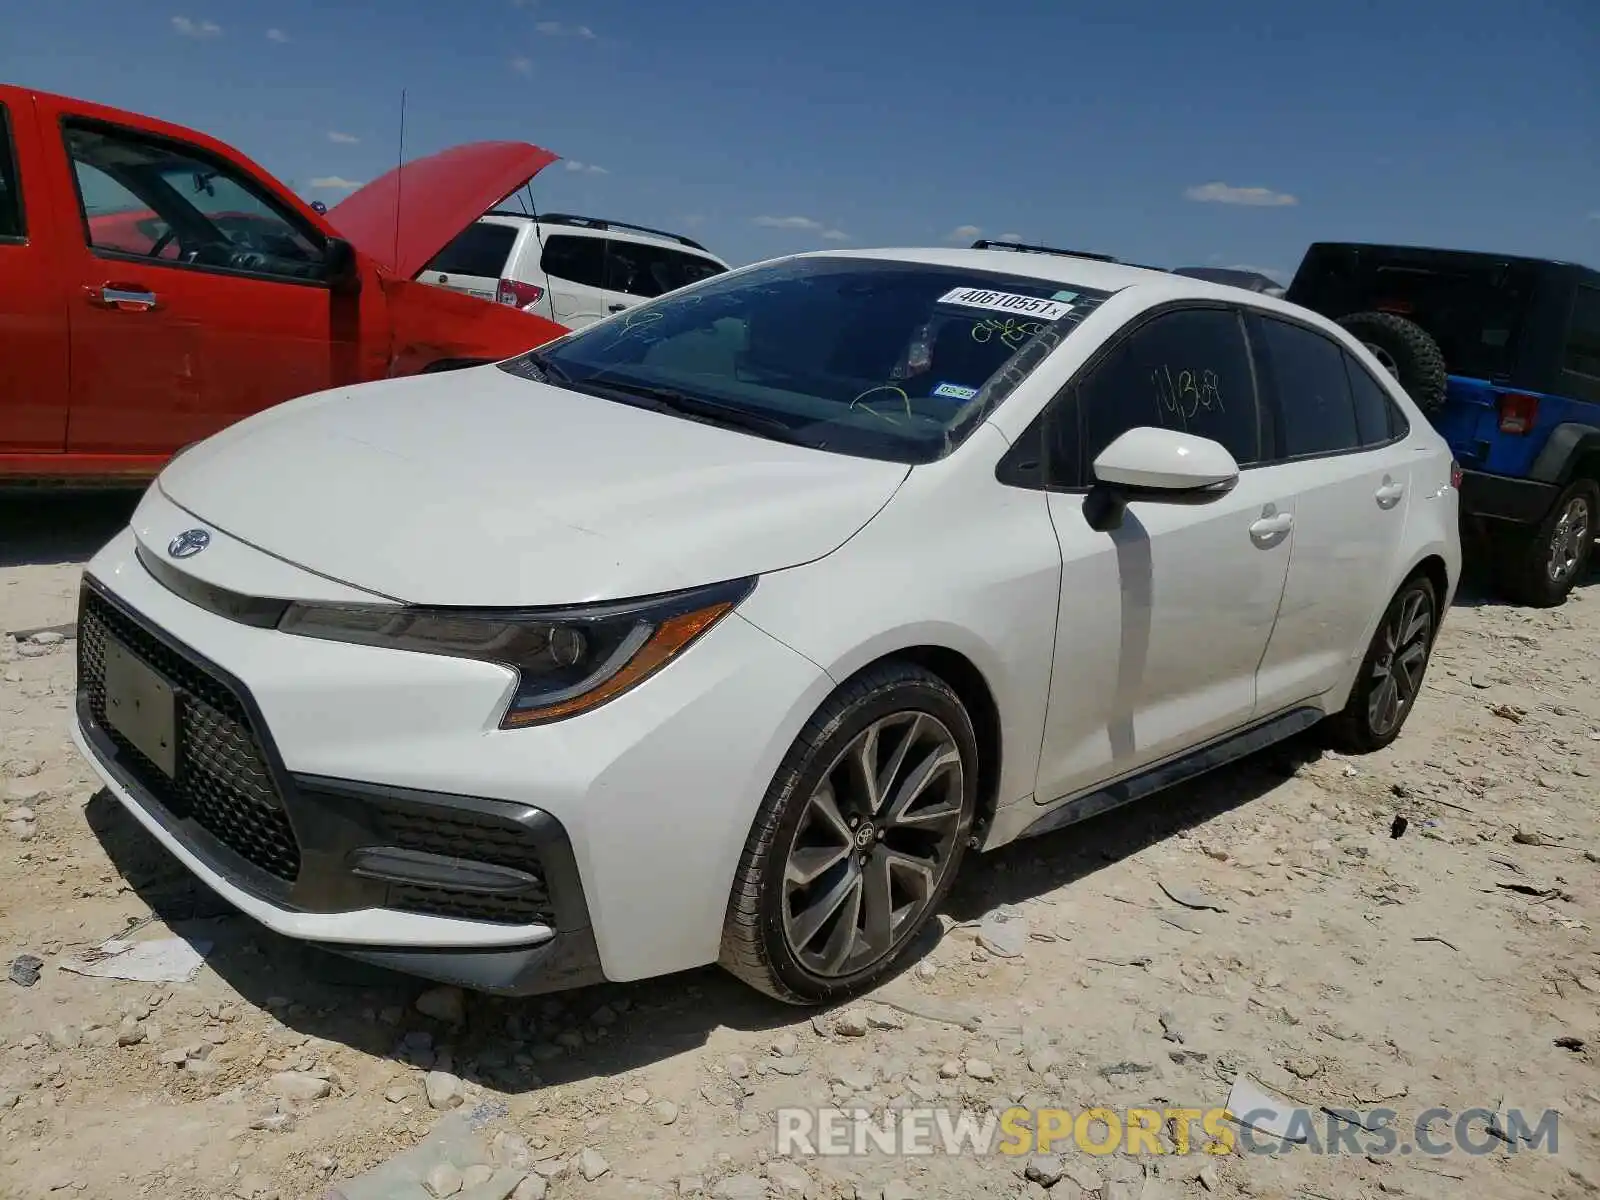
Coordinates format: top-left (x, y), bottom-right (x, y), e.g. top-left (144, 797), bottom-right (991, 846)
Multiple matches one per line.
top-left (1493, 478), bottom-right (1598, 608)
top-left (1325, 575), bottom-right (1439, 754)
top-left (719, 663), bottom-right (978, 1004)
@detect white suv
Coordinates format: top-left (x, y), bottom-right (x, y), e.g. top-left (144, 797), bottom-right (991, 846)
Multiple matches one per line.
top-left (71, 245), bottom-right (1460, 1005)
top-left (416, 212), bottom-right (728, 329)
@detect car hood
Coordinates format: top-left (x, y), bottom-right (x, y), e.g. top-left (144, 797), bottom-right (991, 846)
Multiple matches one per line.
top-left (325, 141), bottom-right (558, 280)
top-left (155, 369), bottom-right (910, 607)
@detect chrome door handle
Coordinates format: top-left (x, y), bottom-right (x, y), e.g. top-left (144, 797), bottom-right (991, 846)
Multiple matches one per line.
top-left (1249, 512), bottom-right (1293, 544)
top-left (1375, 480), bottom-right (1405, 509)
top-left (94, 285), bottom-right (159, 312)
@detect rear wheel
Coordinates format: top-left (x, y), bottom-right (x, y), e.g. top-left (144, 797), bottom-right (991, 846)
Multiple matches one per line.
top-left (1493, 477), bottom-right (1598, 607)
top-left (1326, 575), bottom-right (1438, 754)
top-left (719, 662), bottom-right (978, 1004)
top-left (1334, 312), bottom-right (1448, 414)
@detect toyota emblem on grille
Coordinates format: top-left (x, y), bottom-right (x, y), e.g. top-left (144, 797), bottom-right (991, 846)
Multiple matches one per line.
top-left (168, 528), bottom-right (212, 559)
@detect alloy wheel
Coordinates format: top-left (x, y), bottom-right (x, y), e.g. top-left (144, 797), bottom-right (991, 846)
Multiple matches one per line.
top-left (780, 712), bottom-right (965, 978)
top-left (1366, 587), bottom-right (1434, 739)
top-left (1546, 494), bottom-right (1592, 586)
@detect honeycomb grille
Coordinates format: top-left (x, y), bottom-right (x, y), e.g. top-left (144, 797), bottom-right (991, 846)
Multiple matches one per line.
top-left (78, 587), bottom-right (302, 883)
top-left (370, 803), bottom-right (554, 926)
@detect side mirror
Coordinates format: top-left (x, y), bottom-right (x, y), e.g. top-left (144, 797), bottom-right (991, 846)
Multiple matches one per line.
top-left (1083, 427), bottom-right (1240, 532)
top-left (324, 237), bottom-right (362, 296)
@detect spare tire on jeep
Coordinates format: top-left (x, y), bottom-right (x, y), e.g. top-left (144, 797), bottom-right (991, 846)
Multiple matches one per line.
top-left (1334, 311), bottom-right (1448, 414)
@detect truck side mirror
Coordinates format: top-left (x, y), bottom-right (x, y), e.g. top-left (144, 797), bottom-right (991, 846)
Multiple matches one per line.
top-left (325, 237), bottom-right (361, 296)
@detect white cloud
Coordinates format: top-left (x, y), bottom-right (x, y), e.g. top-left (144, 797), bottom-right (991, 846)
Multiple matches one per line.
top-left (327, 131), bottom-right (359, 145)
top-left (821, 229), bottom-right (850, 242)
top-left (945, 224), bottom-right (983, 242)
top-left (510, 56), bottom-right (533, 75)
top-left (1184, 182), bottom-right (1298, 207)
top-left (681, 214), bottom-right (706, 228)
top-left (537, 20), bottom-right (595, 37)
top-left (998, 232), bottom-right (1023, 242)
top-left (1225, 263), bottom-right (1288, 283)
top-left (309, 176), bottom-right (363, 191)
top-left (753, 215), bottom-right (823, 230)
top-left (1589, 211), bottom-right (1600, 221)
top-left (266, 27), bottom-right (288, 42)
top-left (563, 160), bottom-right (608, 174)
top-left (172, 16), bottom-right (222, 38)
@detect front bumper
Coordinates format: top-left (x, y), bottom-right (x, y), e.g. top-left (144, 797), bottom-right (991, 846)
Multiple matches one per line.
top-left (74, 577), bottom-right (603, 995)
top-left (70, 517), bottom-right (832, 990)
top-left (1458, 468), bottom-right (1557, 529)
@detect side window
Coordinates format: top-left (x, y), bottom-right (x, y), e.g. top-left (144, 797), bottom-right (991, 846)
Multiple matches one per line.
top-left (0, 103), bottom-right (23, 240)
top-left (424, 222), bottom-right (517, 278)
top-left (602, 239), bottom-right (659, 298)
top-left (1566, 285), bottom-right (1600, 379)
top-left (1057, 307), bottom-right (1261, 487)
top-left (540, 234), bottom-right (605, 288)
top-left (672, 250), bottom-right (725, 288)
top-left (1344, 352), bottom-right (1405, 446)
top-left (1252, 316), bottom-right (1361, 457)
top-left (64, 122), bottom-right (325, 282)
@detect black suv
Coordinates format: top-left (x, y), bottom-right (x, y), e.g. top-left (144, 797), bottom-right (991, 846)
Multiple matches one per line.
top-left (1283, 243), bottom-right (1600, 606)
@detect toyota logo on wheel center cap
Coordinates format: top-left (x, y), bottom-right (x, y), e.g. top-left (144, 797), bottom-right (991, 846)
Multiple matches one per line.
top-left (168, 528), bottom-right (212, 559)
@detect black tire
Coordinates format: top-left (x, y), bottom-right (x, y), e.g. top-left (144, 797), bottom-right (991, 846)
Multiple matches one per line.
top-left (719, 662), bottom-right (979, 1005)
top-left (1491, 477), bottom-right (1598, 608)
top-left (1325, 575), bottom-right (1439, 754)
top-left (1335, 312), bottom-right (1448, 414)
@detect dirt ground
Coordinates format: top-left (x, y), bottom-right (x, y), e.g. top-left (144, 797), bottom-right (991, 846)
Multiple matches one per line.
top-left (2, 491), bottom-right (1597, 1200)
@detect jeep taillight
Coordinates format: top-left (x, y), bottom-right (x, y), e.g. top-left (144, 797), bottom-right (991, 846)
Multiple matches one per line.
top-left (496, 279), bottom-right (546, 310)
top-left (1497, 392), bottom-right (1539, 435)
top-left (1449, 459), bottom-right (1462, 489)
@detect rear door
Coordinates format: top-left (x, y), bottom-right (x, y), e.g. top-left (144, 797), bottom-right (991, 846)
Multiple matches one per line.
top-left (415, 218), bottom-right (519, 302)
top-left (1250, 312), bottom-right (1419, 713)
top-left (59, 117), bottom-right (370, 454)
top-left (0, 94), bottom-right (71, 456)
top-left (537, 232), bottom-right (609, 328)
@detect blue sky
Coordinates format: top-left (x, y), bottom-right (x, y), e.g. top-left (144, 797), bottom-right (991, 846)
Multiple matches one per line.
top-left (4, 0), bottom-right (1596, 279)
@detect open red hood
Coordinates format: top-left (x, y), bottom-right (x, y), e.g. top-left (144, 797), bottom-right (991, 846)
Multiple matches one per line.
top-left (325, 141), bottom-right (558, 280)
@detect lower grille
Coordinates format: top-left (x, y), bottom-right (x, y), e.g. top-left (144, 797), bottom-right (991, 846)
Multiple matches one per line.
top-left (367, 801), bottom-right (554, 926)
top-left (79, 587), bottom-right (302, 883)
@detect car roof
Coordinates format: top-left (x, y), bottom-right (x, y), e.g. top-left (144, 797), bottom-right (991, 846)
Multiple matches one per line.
top-left (786, 246), bottom-right (1306, 304)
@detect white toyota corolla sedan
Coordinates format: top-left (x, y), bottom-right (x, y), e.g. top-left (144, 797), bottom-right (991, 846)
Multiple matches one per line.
top-left (72, 246), bottom-right (1461, 1004)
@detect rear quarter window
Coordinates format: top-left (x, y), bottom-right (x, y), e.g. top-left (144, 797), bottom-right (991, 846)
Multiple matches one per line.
top-left (424, 222), bottom-right (518, 278)
top-left (0, 102), bottom-right (24, 240)
top-left (1566, 285), bottom-right (1600, 380)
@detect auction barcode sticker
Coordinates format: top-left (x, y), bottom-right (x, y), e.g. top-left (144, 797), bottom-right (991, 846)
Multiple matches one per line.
top-left (937, 287), bottom-right (1074, 321)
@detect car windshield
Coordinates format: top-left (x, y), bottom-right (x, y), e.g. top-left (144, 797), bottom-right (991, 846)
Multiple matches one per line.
top-left (500, 256), bottom-right (1113, 463)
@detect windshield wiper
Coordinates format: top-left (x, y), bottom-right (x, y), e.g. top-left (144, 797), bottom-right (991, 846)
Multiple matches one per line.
top-left (588, 379), bottom-right (825, 449)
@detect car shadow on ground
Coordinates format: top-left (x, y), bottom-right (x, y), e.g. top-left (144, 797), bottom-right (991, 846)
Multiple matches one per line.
top-left (1447, 540), bottom-right (1598, 609)
top-left (82, 734), bottom-right (1313, 1096)
top-left (0, 488), bottom-right (142, 570)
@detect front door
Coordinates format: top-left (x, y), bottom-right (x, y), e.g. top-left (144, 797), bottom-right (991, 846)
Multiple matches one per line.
top-left (60, 119), bottom-right (367, 455)
top-left (1034, 306), bottom-right (1293, 805)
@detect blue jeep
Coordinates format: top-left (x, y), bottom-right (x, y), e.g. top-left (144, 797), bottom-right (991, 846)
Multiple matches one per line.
top-left (1283, 243), bottom-right (1600, 606)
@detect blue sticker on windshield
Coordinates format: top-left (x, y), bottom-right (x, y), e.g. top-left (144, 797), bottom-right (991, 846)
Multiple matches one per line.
top-left (932, 382), bottom-right (979, 401)
top-left (1051, 290), bottom-right (1079, 302)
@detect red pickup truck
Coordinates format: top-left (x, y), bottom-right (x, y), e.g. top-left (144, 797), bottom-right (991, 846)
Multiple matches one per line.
top-left (0, 84), bottom-right (569, 483)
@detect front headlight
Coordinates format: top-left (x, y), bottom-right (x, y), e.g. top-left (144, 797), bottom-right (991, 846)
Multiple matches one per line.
top-left (277, 576), bottom-right (755, 728)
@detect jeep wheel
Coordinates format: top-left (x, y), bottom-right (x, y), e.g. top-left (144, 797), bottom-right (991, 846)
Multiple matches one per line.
top-left (1335, 312), bottom-right (1448, 414)
top-left (1326, 575), bottom-right (1438, 754)
top-left (1494, 477), bottom-right (1598, 607)
top-left (719, 663), bottom-right (978, 1005)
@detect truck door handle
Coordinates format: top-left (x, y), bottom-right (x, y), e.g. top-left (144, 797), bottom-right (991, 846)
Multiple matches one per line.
top-left (1249, 511), bottom-right (1293, 545)
top-left (91, 284), bottom-right (160, 312)
top-left (1375, 479), bottom-right (1405, 509)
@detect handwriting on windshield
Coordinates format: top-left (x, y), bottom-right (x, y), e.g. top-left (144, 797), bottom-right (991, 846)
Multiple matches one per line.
top-left (1152, 366), bottom-right (1223, 419)
top-left (971, 318), bottom-right (1044, 350)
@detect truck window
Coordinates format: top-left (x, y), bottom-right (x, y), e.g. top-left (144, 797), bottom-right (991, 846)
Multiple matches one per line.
top-left (0, 103), bottom-right (23, 240)
top-left (63, 121), bottom-right (328, 284)
top-left (1566, 285), bottom-right (1600, 380)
